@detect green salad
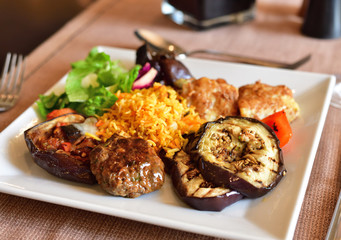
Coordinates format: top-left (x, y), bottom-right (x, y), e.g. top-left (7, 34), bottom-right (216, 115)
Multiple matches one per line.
top-left (37, 47), bottom-right (141, 119)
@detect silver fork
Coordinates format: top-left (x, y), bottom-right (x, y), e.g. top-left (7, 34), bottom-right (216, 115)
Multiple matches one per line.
top-left (0, 53), bottom-right (26, 112)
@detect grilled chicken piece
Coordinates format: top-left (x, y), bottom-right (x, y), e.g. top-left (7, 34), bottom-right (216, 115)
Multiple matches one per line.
top-left (238, 81), bottom-right (300, 122)
top-left (180, 77), bottom-right (239, 121)
top-left (171, 150), bottom-right (242, 211)
top-left (186, 116), bottom-right (286, 198)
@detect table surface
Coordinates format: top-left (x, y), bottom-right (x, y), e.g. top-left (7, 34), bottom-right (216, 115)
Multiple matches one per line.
top-left (0, 0), bottom-right (93, 65)
top-left (1, 0), bottom-right (340, 239)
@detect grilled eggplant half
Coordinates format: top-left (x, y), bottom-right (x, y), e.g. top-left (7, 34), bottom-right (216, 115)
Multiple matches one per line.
top-left (171, 150), bottom-right (242, 211)
top-left (186, 116), bottom-right (286, 198)
top-left (24, 113), bottom-right (98, 184)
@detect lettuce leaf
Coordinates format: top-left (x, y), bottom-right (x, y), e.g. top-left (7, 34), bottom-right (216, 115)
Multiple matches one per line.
top-left (73, 86), bottom-right (118, 116)
top-left (36, 47), bottom-right (141, 119)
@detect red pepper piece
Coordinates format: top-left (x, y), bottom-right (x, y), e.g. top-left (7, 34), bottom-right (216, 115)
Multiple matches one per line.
top-left (262, 110), bottom-right (292, 148)
top-left (61, 142), bottom-right (72, 152)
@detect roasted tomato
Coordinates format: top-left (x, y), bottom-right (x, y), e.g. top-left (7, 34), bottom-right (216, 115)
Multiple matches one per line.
top-left (262, 110), bottom-right (293, 148)
top-left (24, 113), bottom-right (98, 184)
top-left (186, 116), bottom-right (286, 198)
top-left (46, 108), bottom-right (76, 120)
top-left (171, 150), bottom-right (242, 211)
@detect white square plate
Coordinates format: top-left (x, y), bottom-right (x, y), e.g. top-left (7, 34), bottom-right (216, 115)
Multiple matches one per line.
top-left (0, 46), bottom-right (335, 240)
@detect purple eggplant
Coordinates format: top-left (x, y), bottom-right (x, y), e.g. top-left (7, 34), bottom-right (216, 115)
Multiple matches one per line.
top-left (24, 113), bottom-right (98, 184)
top-left (135, 44), bottom-right (193, 87)
top-left (171, 150), bottom-right (242, 211)
top-left (186, 116), bottom-right (286, 198)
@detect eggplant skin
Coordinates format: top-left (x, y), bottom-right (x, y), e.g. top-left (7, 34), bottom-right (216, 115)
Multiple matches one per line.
top-left (188, 116), bottom-right (286, 198)
top-left (158, 148), bottom-right (174, 175)
top-left (135, 44), bottom-right (193, 87)
top-left (27, 150), bottom-right (96, 184)
top-left (24, 113), bottom-right (97, 184)
top-left (171, 150), bottom-right (242, 211)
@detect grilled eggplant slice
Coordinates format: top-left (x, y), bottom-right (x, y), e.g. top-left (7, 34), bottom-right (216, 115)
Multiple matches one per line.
top-left (187, 116), bottom-right (285, 198)
top-left (24, 113), bottom-right (98, 184)
top-left (171, 150), bottom-right (242, 211)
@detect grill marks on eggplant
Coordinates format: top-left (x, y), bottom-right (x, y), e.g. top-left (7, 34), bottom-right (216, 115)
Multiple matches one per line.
top-left (170, 150), bottom-right (242, 211)
top-left (25, 111), bottom-right (285, 206)
top-left (189, 116), bottom-right (285, 198)
top-left (175, 153), bottom-right (215, 198)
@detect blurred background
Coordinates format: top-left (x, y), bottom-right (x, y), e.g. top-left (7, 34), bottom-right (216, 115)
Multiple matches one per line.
top-left (1, 0), bottom-right (339, 66)
top-left (0, 0), bottom-right (95, 64)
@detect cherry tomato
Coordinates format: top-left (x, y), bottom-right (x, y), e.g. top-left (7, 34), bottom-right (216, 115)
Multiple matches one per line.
top-left (262, 110), bottom-right (292, 148)
top-left (46, 108), bottom-right (76, 120)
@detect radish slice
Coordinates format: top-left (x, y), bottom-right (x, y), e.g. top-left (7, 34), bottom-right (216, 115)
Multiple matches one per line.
top-left (137, 62), bottom-right (152, 78)
top-left (132, 66), bottom-right (158, 90)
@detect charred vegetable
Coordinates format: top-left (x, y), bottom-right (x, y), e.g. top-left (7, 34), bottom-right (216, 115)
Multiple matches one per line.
top-left (262, 110), bottom-right (293, 148)
top-left (158, 57), bottom-right (193, 87)
top-left (186, 116), bottom-right (286, 198)
top-left (24, 113), bottom-right (98, 184)
top-left (171, 150), bottom-right (242, 211)
top-left (136, 44), bottom-right (193, 87)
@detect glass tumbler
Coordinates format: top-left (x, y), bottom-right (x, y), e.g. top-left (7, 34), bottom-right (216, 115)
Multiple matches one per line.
top-left (161, 0), bottom-right (256, 30)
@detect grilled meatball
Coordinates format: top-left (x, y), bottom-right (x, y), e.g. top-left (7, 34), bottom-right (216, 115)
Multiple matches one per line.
top-left (90, 134), bottom-right (165, 198)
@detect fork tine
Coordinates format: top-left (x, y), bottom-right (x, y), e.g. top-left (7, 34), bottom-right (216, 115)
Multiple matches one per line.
top-left (0, 53), bottom-right (11, 91)
top-left (6, 54), bottom-right (23, 99)
top-left (5, 53), bottom-right (18, 95)
top-left (0, 53), bottom-right (25, 111)
top-left (12, 55), bottom-right (25, 95)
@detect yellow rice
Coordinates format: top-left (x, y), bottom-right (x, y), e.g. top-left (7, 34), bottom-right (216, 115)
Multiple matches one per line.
top-left (96, 83), bottom-right (204, 157)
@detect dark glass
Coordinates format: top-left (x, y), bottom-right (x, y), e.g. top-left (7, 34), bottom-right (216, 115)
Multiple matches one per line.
top-left (301, 0), bottom-right (341, 39)
top-left (162, 0), bottom-right (255, 30)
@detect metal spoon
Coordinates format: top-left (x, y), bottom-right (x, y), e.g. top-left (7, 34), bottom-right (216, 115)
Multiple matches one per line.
top-left (134, 29), bottom-right (311, 69)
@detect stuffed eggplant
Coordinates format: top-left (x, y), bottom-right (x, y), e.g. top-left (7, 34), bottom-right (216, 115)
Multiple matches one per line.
top-left (171, 150), bottom-right (242, 211)
top-left (186, 116), bottom-right (286, 198)
top-left (24, 113), bottom-right (98, 184)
